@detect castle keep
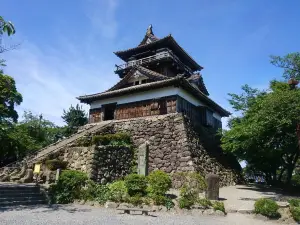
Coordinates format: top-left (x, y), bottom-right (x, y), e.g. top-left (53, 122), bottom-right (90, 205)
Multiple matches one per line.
top-left (78, 25), bottom-right (229, 129)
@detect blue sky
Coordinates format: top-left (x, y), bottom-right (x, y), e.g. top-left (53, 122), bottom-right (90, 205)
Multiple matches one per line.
top-left (1, 0), bottom-right (300, 126)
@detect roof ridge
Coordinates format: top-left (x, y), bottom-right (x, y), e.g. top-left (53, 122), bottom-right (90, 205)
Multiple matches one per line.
top-left (136, 65), bottom-right (168, 79)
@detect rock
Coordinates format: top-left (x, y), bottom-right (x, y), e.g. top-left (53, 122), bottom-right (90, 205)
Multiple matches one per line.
top-left (79, 200), bottom-right (86, 205)
top-left (104, 201), bottom-right (118, 209)
top-left (214, 210), bottom-right (225, 216)
top-left (203, 209), bottom-right (215, 215)
top-left (119, 203), bottom-right (129, 208)
top-left (191, 209), bottom-right (203, 215)
top-left (192, 204), bottom-right (207, 210)
top-left (160, 206), bottom-right (168, 212)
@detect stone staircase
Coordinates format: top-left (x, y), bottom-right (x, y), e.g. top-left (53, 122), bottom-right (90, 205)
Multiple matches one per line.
top-left (0, 121), bottom-right (112, 177)
top-left (0, 183), bottom-right (48, 207)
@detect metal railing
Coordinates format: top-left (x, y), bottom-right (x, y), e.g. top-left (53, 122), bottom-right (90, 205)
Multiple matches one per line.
top-left (115, 50), bottom-right (193, 75)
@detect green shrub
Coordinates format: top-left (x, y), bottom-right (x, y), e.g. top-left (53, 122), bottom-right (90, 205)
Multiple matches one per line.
top-left (94, 185), bottom-right (110, 204)
top-left (147, 170), bottom-right (172, 196)
top-left (151, 194), bottom-right (167, 205)
top-left (108, 180), bottom-right (128, 202)
top-left (165, 197), bottom-right (175, 210)
top-left (173, 172), bottom-right (207, 193)
top-left (92, 133), bottom-right (131, 146)
top-left (126, 195), bottom-right (144, 206)
top-left (50, 170), bottom-right (88, 204)
top-left (288, 199), bottom-right (300, 207)
top-left (254, 198), bottom-right (280, 218)
top-left (178, 184), bottom-right (197, 209)
top-left (124, 174), bottom-right (147, 196)
top-left (178, 197), bottom-right (194, 209)
top-left (197, 198), bottom-right (212, 209)
top-left (291, 174), bottom-right (300, 186)
top-left (290, 206), bottom-right (300, 222)
top-left (213, 201), bottom-right (225, 213)
top-left (45, 159), bottom-right (68, 171)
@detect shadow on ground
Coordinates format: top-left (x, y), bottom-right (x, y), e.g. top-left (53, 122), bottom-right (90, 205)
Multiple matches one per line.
top-left (237, 184), bottom-right (300, 201)
top-left (0, 204), bottom-right (92, 213)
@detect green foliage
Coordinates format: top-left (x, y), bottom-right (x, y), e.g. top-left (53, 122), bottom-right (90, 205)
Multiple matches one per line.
top-left (0, 73), bottom-right (22, 123)
top-left (147, 170), bottom-right (172, 196)
top-left (222, 80), bottom-right (300, 184)
top-left (213, 201), bottom-right (225, 213)
top-left (288, 199), bottom-right (300, 207)
top-left (178, 184), bottom-right (197, 209)
top-left (291, 174), bottom-right (300, 186)
top-left (254, 198), bottom-right (280, 218)
top-left (62, 104), bottom-right (88, 137)
top-left (165, 197), bottom-right (175, 210)
top-left (45, 159), bottom-right (68, 171)
top-left (151, 194), bottom-right (167, 206)
top-left (124, 174), bottom-right (147, 196)
top-left (50, 170), bottom-right (88, 204)
top-left (0, 16), bottom-right (15, 36)
top-left (92, 133), bottom-right (132, 146)
top-left (126, 194), bottom-right (144, 206)
top-left (270, 53), bottom-right (300, 80)
top-left (108, 180), bottom-right (128, 202)
top-left (178, 197), bottom-right (194, 209)
top-left (197, 198), bottom-right (212, 209)
top-left (173, 172), bottom-right (207, 193)
top-left (290, 206), bottom-right (300, 222)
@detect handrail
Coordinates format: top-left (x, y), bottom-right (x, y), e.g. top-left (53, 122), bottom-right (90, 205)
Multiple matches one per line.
top-left (115, 50), bottom-right (193, 75)
top-left (0, 121), bottom-right (111, 170)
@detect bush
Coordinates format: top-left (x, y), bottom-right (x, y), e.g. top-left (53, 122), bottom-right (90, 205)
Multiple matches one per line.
top-left (108, 180), bottom-right (128, 202)
top-left (178, 185), bottom-right (197, 209)
top-left (213, 201), bottom-right (225, 213)
top-left (126, 195), bottom-right (144, 206)
top-left (94, 185), bottom-right (110, 204)
top-left (254, 198), bottom-right (280, 218)
top-left (165, 197), bottom-right (175, 210)
top-left (50, 170), bottom-right (88, 204)
top-left (173, 172), bottom-right (207, 193)
top-left (147, 170), bottom-right (172, 196)
top-left (178, 197), bottom-right (194, 209)
top-left (288, 199), bottom-right (300, 207)
top-left (45, 159), bottom-right (68, 171)
top-left (290, 206), bottom-right (300, 222)
top-left (92, 133), bottom-right (131, 146)
top-left (81, 180), bottom-right (109, 204)
top-left (197, 198), bottom-right (212, 209)
top-left (291, 174), bottom-right (300, 186)
top-left (151, 194), bottom-right (167, 205)
top-left (124, 174), bottom-right (147, 196)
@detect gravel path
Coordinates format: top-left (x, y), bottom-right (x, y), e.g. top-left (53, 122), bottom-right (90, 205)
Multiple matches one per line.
top-left (0, 204), bottom-right (280, 225)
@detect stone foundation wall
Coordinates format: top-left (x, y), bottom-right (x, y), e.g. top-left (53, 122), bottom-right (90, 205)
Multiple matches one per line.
top-left (108, 113), bottom-right (241, 187)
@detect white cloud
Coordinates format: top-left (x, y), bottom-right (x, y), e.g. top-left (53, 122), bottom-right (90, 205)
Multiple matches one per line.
top-left (85, 0), bottom-right (118, 39)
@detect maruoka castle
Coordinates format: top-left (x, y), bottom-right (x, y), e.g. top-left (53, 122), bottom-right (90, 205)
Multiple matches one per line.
top-left (0, 26), bottom-right (241, 187)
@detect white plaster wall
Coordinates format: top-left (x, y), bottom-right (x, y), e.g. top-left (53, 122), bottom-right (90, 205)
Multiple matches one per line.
top-left (90, 86), bottom-right (223, 120)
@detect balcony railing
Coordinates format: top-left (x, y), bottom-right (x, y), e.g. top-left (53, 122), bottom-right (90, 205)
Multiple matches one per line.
top-left (115, 50), bottom-right (193, 75)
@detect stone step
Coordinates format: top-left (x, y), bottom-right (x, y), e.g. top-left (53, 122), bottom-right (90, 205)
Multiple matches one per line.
top-left (0, 192), bottom-right (44, 197)
top-left (0, 194), bottom-right (45, 201)
top-left (0, 200), bottom-right (47, 207)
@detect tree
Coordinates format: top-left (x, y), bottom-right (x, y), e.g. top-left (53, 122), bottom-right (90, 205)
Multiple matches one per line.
top-left (0, 16), bottom-right (15, 36)
top-left (222, 81), bottom-right (300, 185)
top-left (62, 104), bottom-right (88, 136)
top-left (0, 73), bottom-right (23, 123)
top-left (270, 53), bottom-right (300, 80)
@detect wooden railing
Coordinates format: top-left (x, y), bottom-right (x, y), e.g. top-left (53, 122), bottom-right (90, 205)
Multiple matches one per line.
top-left (115, 50), bottom-right (193, 74)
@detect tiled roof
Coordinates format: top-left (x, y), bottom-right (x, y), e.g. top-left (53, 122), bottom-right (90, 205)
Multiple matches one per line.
top-left (114, 35), bottom-right (203, 71)
top-left (187, 73), bottom-right (209, 96)
top-left (77, 75), bottom-right (230, 117)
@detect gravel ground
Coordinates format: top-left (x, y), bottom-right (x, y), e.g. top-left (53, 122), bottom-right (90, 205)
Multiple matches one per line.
top-left (0, 204), bottom-right (280, 225)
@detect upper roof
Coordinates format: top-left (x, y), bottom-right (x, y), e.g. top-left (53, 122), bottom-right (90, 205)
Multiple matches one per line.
top-left (77, 68), bottom-right (230, 117)
top-left (114, 26), bottom-right (203, 72)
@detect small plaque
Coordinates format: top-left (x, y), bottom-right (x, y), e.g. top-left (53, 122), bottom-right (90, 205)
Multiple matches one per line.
top-left (34, 164), bottom-right (41, 174)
